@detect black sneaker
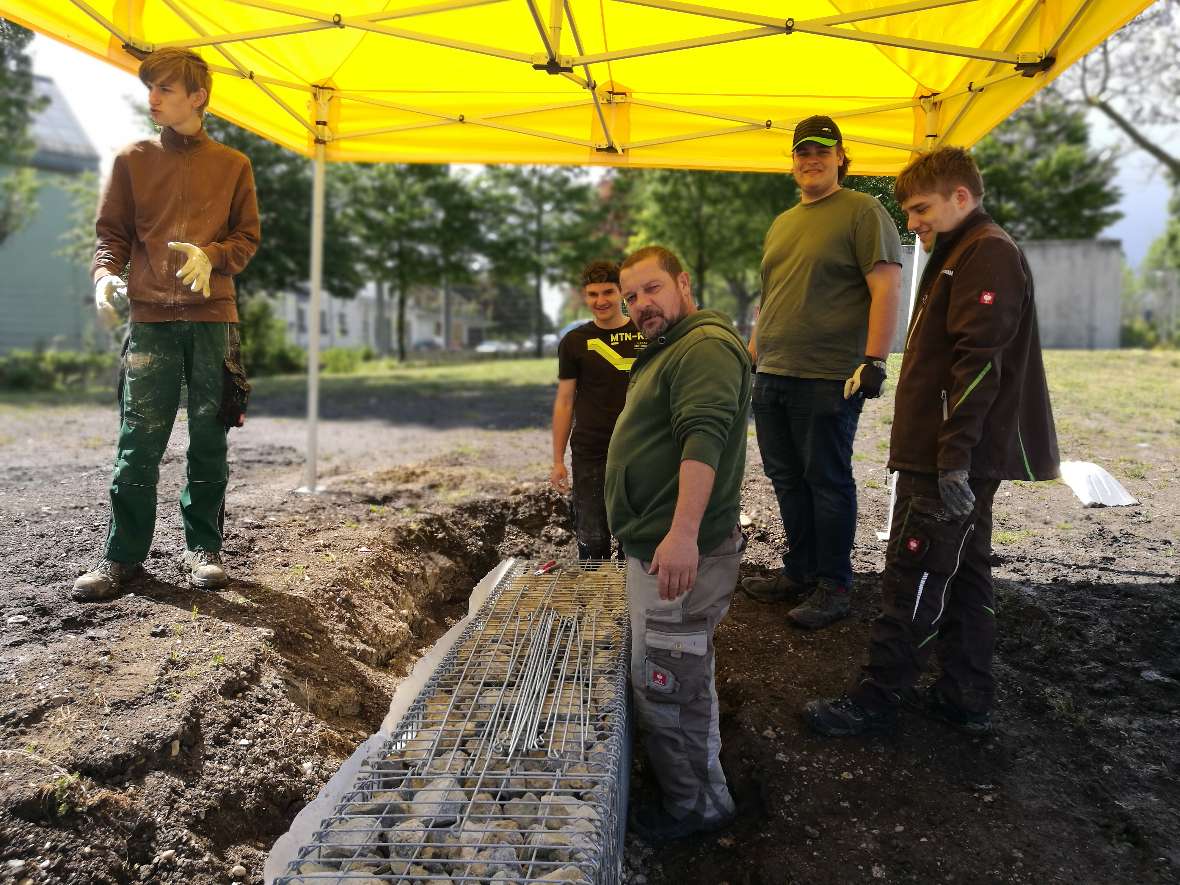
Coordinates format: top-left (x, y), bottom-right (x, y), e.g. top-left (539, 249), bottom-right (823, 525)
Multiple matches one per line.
top-left (787, 583), bottom-right (850, 629)
top-left (73, 559), bottom-right (143, 602)
top-left (183, 549), bottom-right (229, 590)
top-left (739, 572), bottom-right (812, 604)
top-left (629, 801), bottom-right (736, 842)
top-left (923, 687), bottom-right (992, 735)
top-left (804, 695), bottom-right (897, 737)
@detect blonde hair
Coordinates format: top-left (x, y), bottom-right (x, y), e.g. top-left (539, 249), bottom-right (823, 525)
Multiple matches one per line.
top-left (139, 48), bottom-right (212, 115)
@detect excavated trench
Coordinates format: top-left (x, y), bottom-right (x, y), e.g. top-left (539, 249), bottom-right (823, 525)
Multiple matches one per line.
top-left (0, 488), bottom-right (576, 885)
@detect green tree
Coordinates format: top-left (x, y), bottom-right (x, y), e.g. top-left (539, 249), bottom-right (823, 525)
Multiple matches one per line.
top-left (202, 114), bottom-right (363, 299)
top-left (844, 174), bottom-right (907, 241)
top-left (56, 170), bottom-right (100, 267)
top-left (623, 169), bottom-right (798, 330)
top-left (0, 19), bottom-right (47, 246)
top-left (972, 91), bottom-right (1122, 240)
top-left (481, 165), bottom-right (610, 356)
top-left (339, 162), bottom-right (461, 361)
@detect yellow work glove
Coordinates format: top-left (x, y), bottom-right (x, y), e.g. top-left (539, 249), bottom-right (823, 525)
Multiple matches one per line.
top-left (94, 274), bottom-right (127, 328)
top-left (168, 241), bottom-right (212, 297)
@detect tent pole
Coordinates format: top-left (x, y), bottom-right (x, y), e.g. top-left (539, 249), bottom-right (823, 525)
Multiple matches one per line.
top-left (300, 91), bottom-right (330, 493)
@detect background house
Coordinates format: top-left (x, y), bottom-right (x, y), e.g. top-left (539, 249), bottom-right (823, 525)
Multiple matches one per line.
top-left (0, 75), bottom-right (99, 355)
top-left (277, 281), bottom-right (497, 352)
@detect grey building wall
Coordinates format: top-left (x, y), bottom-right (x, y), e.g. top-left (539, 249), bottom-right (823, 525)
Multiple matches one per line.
top-left (0, 171), bottom-right (95, 354)
top-left (889, 239), bottom-right (1121, 352)
top-left (1022, 240), bottom-right (1122, 349)
top-left (0, 76), bottom-right (100, 355)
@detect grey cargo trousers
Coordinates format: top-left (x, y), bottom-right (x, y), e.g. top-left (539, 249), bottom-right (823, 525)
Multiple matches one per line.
top-left (626, 525), bottom-right (742, 822)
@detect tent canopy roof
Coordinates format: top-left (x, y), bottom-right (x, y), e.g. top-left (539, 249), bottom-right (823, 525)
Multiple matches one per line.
top-left (5, 0), bottom-right (1149, 172)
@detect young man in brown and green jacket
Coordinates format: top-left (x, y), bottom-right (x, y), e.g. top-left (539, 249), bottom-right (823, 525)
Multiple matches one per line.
top-left (806, 146), bottom-right (1058, 737)
top-left (74, 47), bottom-right (260, 601)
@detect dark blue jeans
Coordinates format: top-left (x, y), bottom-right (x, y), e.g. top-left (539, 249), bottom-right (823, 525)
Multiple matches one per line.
top-left (751, 374), bottom-right (863, 590)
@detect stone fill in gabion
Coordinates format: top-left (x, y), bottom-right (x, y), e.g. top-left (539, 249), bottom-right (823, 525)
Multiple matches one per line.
top-left (276, 560), bottom-right (630, 885)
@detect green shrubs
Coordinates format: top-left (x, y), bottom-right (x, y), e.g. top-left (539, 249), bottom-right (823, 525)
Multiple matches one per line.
top-left (321, 346), bottom-right (375, 374)
top-left (0, 349), bottom-right (117, 390)
top-left (238, 295), bottom-right (304, 376)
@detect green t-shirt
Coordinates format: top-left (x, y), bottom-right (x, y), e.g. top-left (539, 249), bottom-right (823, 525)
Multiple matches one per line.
top-left (757, 188), bottom-right (903, 380)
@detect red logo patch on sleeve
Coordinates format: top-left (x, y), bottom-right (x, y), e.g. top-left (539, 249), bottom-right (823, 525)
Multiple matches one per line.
top-left (979, 290), bottom-right (996, 305)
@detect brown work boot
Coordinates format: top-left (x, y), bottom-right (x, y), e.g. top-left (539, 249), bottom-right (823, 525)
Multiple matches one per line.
top-left (73, 559), bottom-right (143, 602)
top-left (739, 571), bottom-right (813, 604)
top-left (183, 550), bottom-right (229, 590)
top-left (787, 581), bottom-right (851, 629)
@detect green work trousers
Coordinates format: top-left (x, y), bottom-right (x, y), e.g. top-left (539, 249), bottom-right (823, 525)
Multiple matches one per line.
top-left (105, 321), bottom-right (232, 564)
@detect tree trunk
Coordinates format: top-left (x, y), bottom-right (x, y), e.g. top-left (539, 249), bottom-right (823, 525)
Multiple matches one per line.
top-left (442, 273), bottom-right (453, 350)
top-left (534, 205), bottom-right (545, 358)
top-left (374, 279), bottom-right (389, 356)
top-left (726, 275), bottom-right (757, 337)
top-left (396, 272), bottom-right (408, 363)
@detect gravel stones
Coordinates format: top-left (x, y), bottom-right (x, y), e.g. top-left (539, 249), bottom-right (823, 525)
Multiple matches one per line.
top-left (409, 777), bottom-right (466, 820)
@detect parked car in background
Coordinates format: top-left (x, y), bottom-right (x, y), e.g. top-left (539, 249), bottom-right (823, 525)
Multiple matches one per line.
top-left (474, 339), bottom-right (520, 354)
top-left (557, 320), bottom-right (586, 342)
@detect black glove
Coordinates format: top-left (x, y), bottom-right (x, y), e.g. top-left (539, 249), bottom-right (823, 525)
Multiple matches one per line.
top-left (843, 357), bottom-right (887, 400)
top-left (938, 469), bottom-right (975, 519)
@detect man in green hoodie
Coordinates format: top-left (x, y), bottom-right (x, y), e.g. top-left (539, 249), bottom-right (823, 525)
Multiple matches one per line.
top-left (606, 245), bottom-right (752, 841)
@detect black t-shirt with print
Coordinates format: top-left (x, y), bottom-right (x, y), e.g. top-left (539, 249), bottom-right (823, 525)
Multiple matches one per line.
top-left (558, 320), bottom-right (646, 459)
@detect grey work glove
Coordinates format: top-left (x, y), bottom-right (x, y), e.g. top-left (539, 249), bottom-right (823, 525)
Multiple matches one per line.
top-left (938, 469), bottom-right (975, 519)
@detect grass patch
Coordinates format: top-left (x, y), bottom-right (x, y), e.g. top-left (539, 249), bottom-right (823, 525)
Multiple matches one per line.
top-left (993, 529), bottom-right (1033, 545)
top-left (1116, 459), bottom-right (1149, 480)
top-left (251, 356), bottom-right (558, 401)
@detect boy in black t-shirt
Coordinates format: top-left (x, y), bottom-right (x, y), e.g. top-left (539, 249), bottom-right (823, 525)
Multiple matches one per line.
top-left (551, 261), bottom-right (645, 560)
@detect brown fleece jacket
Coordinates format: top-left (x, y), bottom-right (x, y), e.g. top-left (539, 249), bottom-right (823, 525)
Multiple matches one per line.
top-left (889, 209), bottom-right (1059, 481)
top-left (91, 126), bottom-right (260, 323)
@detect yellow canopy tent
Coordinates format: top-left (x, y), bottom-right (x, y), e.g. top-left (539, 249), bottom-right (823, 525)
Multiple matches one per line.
top-left (1, 0), bottom-right (1151, 485)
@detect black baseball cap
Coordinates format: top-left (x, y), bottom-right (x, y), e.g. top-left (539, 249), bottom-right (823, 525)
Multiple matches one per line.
top-left (792, 115), bottom-right (842, 151)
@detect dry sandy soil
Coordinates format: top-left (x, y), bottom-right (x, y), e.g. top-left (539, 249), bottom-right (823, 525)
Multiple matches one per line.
top-left (0, 351), bottom-right (1177, 885)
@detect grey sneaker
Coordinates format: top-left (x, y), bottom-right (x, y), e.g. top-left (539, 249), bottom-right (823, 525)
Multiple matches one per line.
top-left (787, 583), bottom-right (851, 630)
top-left (740, 571), bottom-right (812, 604)
top-left (184, 550), bottom-right (228, 590)
top-left (73, 559), bottom-right (143, 602)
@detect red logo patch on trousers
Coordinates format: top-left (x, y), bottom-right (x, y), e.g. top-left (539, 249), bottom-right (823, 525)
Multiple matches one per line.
top-left (906, 536), bottom-right (926, 556)
top-left (979, 290), bottom-right (996, 305)
top-left (652, 670), bottom-right (668, 687)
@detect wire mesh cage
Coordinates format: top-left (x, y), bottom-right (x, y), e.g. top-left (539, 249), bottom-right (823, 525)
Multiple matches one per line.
top-left (277, 559), bottom-right (631, 885)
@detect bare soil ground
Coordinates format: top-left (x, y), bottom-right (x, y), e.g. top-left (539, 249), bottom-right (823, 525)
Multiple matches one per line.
top-left (1, 351), bottom-right (1177, 885)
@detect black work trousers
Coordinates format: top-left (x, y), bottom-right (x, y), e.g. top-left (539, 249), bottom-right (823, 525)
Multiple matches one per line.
top-left (571, 454), bottom-right (613, 560)
top-left (851, 471), bottom-right (1001, 715)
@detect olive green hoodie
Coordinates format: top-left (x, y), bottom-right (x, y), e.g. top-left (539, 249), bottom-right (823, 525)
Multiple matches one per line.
top-left (605, 309), bottom-right (751, 562)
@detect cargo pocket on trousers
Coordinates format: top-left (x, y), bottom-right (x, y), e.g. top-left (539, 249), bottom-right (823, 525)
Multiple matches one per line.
top-left (217, 326), bottom-right (251, 430)
top-left (643, 616), bottom-right (710, 704)
top-left (895, 495), bottom-right (970, 575)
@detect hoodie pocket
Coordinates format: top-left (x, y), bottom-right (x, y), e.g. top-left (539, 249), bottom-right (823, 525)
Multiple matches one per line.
top-left (605, 462), bottom-right (638, 528)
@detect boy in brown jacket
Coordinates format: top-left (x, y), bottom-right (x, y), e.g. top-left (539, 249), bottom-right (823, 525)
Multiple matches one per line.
top-left (805, 147), bottom-right (1058, 736)
top-left (74, 48), bottom-right (260, 601)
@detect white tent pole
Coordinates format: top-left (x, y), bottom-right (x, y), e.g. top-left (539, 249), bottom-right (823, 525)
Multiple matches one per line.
top-left (301, 89), bottom-right (330, 493)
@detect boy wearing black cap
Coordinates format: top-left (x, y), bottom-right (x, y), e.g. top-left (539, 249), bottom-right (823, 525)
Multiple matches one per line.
top-left (743, 115), bottom-right (903, 629)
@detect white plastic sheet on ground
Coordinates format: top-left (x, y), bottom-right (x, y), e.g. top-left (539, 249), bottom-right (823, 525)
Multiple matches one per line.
top-left (1058, 461), bottom-right (1138, 508)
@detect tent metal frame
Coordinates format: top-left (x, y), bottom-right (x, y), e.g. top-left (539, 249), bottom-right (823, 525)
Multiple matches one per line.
top-left (57, 0), bottom-right (1101, 489)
